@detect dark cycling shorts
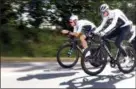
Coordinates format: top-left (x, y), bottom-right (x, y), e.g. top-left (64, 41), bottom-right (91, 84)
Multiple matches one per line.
top-left (104, 25), bottom-right (131, 56)
top-left (82, 25), bottom-right (95, 37)
top-left (105, 26), bottom-right (130, 40)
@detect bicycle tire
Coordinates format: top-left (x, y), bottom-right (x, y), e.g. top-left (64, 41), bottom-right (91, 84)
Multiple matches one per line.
top-left (117, 46), bottom-right (136, 73)
top-left (57, 44), bottom-right (80, 68)
top-left (81, 47), bottom-right (107, 76)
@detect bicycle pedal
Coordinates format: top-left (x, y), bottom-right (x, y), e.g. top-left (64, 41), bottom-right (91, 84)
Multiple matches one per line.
top-left (110, 63), bottom-right (116, 68)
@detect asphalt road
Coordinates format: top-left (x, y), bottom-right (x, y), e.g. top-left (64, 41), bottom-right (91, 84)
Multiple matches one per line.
top-left (1, 62), bottom-right (136, 88)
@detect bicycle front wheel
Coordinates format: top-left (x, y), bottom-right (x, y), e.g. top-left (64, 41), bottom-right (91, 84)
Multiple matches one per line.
top-left (117, 46), bottom-right (136, 73)
top-left (57, 44), bottom-right (80, 68)
top-left (81, 47), bottom-right (107, 76)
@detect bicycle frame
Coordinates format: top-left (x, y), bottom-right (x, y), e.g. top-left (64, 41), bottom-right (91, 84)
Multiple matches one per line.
top-left (65, 35), bottom-right (95, 55)
top-left (66, 37), bottom-right (83, 55)
top-left (101, 38), bottom-right (120, 67)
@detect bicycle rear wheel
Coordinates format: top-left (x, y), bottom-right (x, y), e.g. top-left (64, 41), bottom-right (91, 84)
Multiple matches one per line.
top-left (57, 44), bottom-right (80, 68)
top-left (117, 46), bottom-right (136, 73)
top-left (81, 47), bottom-right (107, 76)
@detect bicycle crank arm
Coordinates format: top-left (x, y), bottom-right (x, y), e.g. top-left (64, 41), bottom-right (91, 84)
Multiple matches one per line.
top-left (110, 59), bottom-right (117, 68)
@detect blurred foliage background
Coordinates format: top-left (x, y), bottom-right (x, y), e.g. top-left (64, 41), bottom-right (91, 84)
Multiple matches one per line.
top-left (0, 0), bottom-right (136, 57)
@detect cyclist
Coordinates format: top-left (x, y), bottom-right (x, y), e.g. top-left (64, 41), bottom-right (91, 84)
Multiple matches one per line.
top-left (61, 15), bottom-right (96, 52)
top-left (93, 4), bottom-right (133, 60)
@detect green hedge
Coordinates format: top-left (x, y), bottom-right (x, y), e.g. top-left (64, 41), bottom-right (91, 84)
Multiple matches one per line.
top-left (0, 25), bottom-right (67, 57)
top-left (1, 25), bottom-right (117, 57)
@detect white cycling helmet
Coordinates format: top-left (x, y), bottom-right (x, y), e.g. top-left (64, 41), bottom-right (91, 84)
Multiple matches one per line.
top-left (100, 4), bottom-right (109, 12)
top-left (69, 15), bottom-right (78, 21)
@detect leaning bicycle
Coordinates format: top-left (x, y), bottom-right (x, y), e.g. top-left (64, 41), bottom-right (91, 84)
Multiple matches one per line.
top-left (56, 31), bottom-right (101, 68)
top-left (81, 36), bottom-right (136, 76)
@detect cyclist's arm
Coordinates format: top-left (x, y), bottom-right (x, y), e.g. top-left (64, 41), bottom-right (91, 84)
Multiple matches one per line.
top-left (66, 25), bottom-right (80, 37)
top-left (103, 13), bottom-right (118, 34)
top-left (69, 32), bottom-right (81, 37)
top-left (94, 17), bottom-right (108, 33)
top-left (68, 25), bottom-right (83, 37)
top-left (61, 30), bottom-right (69, 34)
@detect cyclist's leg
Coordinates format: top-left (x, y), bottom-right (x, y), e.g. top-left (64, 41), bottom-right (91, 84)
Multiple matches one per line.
top-left (79, 29), bottom-right (92, 57)
top-left (79, 34), bottom-right (88, 50)
top-left (83, 25), bottom-right (92, 37)
top-left (80, 34), bottom-right (92, 56)
top-left (134, 38), bottom-right (136, 51)
top-left (115, 26), bottom-right (130, 57)
top-left (131, 37), bottom-right (136, 51)
top-left (104, 29), bottom-right (120, 50)
top-left (80, 25), bottom-right (93, 50)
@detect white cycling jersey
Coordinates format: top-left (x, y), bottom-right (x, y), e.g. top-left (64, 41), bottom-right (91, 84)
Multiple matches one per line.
top-left (95, 9), bottom-right (132, 34)
top-left (73, 20), bottom-right (96, 33)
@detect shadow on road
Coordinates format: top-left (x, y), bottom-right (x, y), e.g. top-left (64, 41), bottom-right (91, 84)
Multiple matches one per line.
top-left (60, 73), bottom-right (135, 88)
top-left (17, 72), bottom-right (78, 81)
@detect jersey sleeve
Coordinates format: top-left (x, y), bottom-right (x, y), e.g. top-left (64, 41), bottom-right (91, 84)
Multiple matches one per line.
top-left (103, 11), bottom-right (118, 33)
top-left (94, 17), bottom-right (108, 33)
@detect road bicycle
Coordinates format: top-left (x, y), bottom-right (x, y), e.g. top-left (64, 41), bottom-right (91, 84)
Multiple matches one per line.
top-left (56, 29), bottom-right (102, 68)
top-left (81, 36), bottom-right (136, 76)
